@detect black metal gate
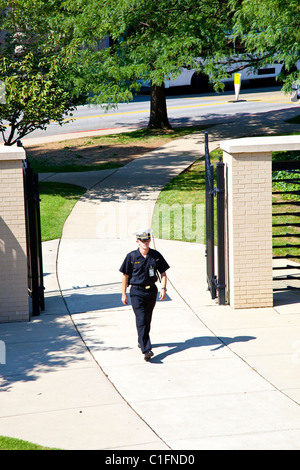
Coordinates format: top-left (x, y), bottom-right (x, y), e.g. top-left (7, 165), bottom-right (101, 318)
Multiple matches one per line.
top-left (204, 132), bottom-right (226, 305)
top-left (22, 143), bottom-right (45, 317)
top-left (272, 160), bottom-right (300, 292)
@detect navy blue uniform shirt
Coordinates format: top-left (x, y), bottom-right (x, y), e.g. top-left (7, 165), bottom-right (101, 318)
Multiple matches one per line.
top-left (120, 248), bottom-right (170, 286)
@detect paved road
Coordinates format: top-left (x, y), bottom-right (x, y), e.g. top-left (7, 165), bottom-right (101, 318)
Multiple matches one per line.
top-left (2, 86), bottom-right (299, 144)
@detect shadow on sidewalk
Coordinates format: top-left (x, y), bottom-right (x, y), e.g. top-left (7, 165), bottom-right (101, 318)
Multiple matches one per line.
top-left (151, 335), bottom-right (256, 364)
top-left (59, 282), bottom-right (172, 314)
top-left (0, 316), bottom-right (91, 391)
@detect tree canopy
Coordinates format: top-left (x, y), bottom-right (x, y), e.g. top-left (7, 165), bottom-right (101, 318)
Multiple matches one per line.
top-left (63, 0), bottom-right (238, 128)
top-left (1, 0), bottom-right (300, 141)
top-left (232, 0), bottom-right (300, 91)
top-left (0, 0), bottom-right (86, 145)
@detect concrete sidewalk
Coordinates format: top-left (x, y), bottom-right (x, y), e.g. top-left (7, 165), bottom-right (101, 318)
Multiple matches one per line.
top-left (1, 110), bottom-right (300, 450)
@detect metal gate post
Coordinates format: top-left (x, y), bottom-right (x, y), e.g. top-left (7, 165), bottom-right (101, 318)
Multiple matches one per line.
top-left (205, 132), bottom-right (216, 299)
top-left (216, 158), bottom-right (226, 305)
top-left (26, 161), bottom-right (40, 316)
top-left (34, 172), bottom-right (45, 312)
top-left (205, 132), bottom-right (226, 304)
top-left (22, 147), bottom-right (45, 317)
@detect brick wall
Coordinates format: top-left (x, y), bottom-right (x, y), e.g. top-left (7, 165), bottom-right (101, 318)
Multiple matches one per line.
top-left (220, 135), bottom-right (300, 309)
top-left (0, 147), bottom-right (29, 322)
top-left (223, 150), bottom-right (273, 308)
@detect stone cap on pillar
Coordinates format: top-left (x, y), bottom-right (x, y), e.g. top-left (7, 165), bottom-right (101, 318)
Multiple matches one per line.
top-left (220, 135), bottom-right (300, 154)
top-left (0, 145), bottom-right (26, 161)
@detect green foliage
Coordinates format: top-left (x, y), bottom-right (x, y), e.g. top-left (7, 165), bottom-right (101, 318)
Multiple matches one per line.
top-left (272, 150), bottom-right (300, 199)
top-left (0, 2), bottom-right (86, 145)
top-left (232, 0), bottom-right (300, 89)
top-left (64, 0), bottom-right (237, 107)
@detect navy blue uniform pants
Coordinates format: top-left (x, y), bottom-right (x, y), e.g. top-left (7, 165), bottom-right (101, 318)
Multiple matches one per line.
top-left (130, 285), bottom-right (158, 353)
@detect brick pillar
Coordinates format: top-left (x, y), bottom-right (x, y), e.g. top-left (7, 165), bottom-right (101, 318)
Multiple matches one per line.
top-left (220, 140), bottom-right (273, 308)
top-left (0, 146), bottom-right (29, 322)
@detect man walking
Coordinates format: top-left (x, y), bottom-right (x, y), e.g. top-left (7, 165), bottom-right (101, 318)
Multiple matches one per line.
top-left (120, 229), bottom-right (170, 361)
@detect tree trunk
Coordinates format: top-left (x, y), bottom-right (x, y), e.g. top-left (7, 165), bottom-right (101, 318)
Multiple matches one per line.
top-left (148, 83), bottom-right (172, 130)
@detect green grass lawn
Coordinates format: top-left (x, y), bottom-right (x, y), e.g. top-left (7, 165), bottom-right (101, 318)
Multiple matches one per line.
top-left (39, 182), bottom-right (86, 242)
top-left (152, 148), bottom-right (219, 243)
top-left (0, 435), bottom-right (59, 450)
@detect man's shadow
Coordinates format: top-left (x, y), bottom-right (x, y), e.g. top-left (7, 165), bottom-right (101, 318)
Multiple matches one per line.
top-left (151, 335), bottom-right (256, 363)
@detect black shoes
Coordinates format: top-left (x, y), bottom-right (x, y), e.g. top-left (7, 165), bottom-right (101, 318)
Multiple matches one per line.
top-left (144, 350), bottom-right (154, 361)
top-left (138, 343), bottom-right (154, 361)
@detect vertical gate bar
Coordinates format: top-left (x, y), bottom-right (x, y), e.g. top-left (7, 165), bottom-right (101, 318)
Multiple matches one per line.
top-left (23, 159), bottom-right (31, 311)
top-left (205, 132), bottom-right (216, 299)
top-left (205, 132), bottom-right (211, 290)
top-left (209, 162), bottom-right (216, 298)
top-left (22, 139), bottom-right (45, 317)
top-left (34, 172), bottom-right (45, 311)
top-left (216, 158), bottom-right (226, 305)
top-left (26, 161), bottom-right (40, 316)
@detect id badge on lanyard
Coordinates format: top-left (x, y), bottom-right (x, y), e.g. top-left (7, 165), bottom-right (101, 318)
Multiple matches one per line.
top-left (149, 265), bottom-right (155, 277)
